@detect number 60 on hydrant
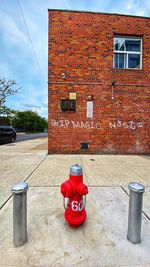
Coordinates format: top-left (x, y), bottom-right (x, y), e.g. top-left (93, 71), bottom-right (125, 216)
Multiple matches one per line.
top-left (60, 164), bottom-right (88, 227)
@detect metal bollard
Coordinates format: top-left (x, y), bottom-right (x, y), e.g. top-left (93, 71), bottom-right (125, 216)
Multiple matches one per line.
top-left (11, 182), bottom-right (28, 247)
top-left (127, 182), bottom-right (145, 244)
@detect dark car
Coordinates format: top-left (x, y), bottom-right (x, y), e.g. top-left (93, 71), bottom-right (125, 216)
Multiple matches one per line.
top-left (0, 126), bottom-right (17, 144)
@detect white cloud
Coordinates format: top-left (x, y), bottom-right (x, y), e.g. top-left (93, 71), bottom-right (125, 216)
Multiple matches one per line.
top-left (0, 9), bottom-right (28, 46)
top-left (20, 102), bottom-right (48, 118)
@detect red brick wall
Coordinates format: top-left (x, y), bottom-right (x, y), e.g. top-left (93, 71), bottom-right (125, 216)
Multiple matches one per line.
top-left (48, 10), bottom-right (150, 154)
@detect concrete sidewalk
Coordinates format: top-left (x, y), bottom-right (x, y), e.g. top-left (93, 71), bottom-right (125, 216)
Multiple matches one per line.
top-left (0, 139), bottom-right (150, 267)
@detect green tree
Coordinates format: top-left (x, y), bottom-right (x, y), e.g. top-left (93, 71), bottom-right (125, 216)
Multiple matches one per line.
top-left (13, 110), bottom-right (48, 132)
top-left (0, 77), bottom-right (21, 116)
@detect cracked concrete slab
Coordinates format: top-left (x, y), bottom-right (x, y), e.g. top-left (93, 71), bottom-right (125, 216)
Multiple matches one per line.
top-left (77, 155), bottom-right (149, 186)
top-left (0, 138), bottom-right (47, 208)
top-left (112, 155), bottom-right (150, 184)
top-left (28, 154), bottom-right (88, 186)
top-left (0, 187), bottom-right (150, 267)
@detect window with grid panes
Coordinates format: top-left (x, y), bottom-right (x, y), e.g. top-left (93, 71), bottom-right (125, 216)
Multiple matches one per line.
top-left (114, 36), bottom-right (142, 69)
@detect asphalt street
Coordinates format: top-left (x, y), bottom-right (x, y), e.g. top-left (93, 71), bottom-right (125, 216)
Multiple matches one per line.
top-left (16, 132), bottom-right (48, 142)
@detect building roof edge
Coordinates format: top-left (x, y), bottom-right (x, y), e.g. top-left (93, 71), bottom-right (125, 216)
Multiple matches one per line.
top-left (47, 8), bottom-right (150, 20)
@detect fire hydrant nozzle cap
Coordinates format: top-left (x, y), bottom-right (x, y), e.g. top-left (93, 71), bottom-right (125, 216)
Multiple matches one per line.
top-left (70, 164), bottom-right (83, 176)
top-left (61, 181), bottom-right (73, 198)
top-left (78, 183), bottom-right (88, 195)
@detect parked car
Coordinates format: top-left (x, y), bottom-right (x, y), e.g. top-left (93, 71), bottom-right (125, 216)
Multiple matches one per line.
top-left (0, 126), bottom-right (17, 144)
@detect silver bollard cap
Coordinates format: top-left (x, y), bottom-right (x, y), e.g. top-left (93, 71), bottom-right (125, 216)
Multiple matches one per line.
top-left (70, 164), bottom-right (83, 176)
top-left (128, 182), bottom-right (145, 193)
top-left (11, 182), bottom-right (28, 194)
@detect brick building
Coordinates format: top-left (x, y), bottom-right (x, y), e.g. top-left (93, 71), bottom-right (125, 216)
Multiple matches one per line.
top-left (48, 9), bottom-right (150, 154)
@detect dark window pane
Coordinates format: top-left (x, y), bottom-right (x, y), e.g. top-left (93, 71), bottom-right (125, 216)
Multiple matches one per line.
top-left (114, 53), bottom-right (126, 68)
top-left (114, 53), bottom-right (118, 67)
top-left (125, 39), bottom-right (141, 52)
top-left (114, 37), bottom-right (141, 52)
top-left (128, 54), bottom-right (140, 68)
top-left (114, 38), bottom-right (125, 51)
top-left (119, 54), bottom-right (126, 68)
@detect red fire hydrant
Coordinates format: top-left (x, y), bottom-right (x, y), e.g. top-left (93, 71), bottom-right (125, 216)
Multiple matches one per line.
top-left (61, 164), bottom-right (88, 227)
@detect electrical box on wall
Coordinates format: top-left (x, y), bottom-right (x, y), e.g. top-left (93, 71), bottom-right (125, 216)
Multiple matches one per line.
top-left (69, 92), bottom-right (76, 100)
top-left (60, 99), bottom-right (76, 112)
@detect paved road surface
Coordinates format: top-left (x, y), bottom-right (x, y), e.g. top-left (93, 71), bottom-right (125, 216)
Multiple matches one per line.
top-left (16, 132), bottom-right (48, 142)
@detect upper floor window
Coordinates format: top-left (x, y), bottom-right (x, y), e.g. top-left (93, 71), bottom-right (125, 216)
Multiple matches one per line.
top-left (114, 36), bottom-right (142, 69)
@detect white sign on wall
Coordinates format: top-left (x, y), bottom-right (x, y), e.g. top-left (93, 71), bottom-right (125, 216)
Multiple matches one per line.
top-left (87, 101), bottom-right (93, 118)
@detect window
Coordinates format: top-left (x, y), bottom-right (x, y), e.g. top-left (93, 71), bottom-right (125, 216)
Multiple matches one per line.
top-left (114, 36), bottom-right (142, 69)
top-left (60, 99), bottom-right (76, 112)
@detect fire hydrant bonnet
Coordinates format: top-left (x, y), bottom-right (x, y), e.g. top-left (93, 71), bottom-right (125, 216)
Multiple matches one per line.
top-left (70, 164), bottom-right (83, 176)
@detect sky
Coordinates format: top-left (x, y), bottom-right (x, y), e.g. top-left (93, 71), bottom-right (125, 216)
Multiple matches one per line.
top-left (0, 0), bottom-right (150, 118)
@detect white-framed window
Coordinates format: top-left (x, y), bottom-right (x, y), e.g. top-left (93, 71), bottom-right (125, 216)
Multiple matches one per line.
top-left (114, 36), bottom-right (142, 69)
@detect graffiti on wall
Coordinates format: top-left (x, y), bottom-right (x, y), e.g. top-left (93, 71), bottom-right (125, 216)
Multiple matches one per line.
top-left (109, 120), bottom-right (144, 130)
top-left (51, 119), bottom-right (145, 130)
